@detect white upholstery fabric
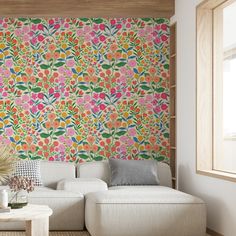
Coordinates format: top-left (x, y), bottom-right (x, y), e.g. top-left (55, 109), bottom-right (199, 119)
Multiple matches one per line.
top-left (77, 161), bottom-right (172, 187)
top-left (57, 178), bottom-right (108, 195)
top-left (85, 187), bottom-right (206, 236)
top-left (0, 187), bottom-right (84, 231)
top-left (40, 161), bottom-right (75, 189)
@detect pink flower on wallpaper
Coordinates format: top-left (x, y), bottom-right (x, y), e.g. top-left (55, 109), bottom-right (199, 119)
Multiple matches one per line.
top-left (38, 104), bottom-right (44, 110)
top-left (22, 103), bottom-right (30, 110)
top-left (31, 106), bottom-right (38, 113)
top-left (58, 144), bottom-right (65, 152)
top-left (138, 98), bottom-right (146, 105)
top-left (22, 26), bottom-right (30, 33)
top-left (99, 35), bottom-right (106, 42)
top-left (23, 35), bottom-right (30, 42)
top-left (4, 70), bottom-right (10, 78)
top-left (5, 60), bottom-right (13, 68)
top-left (76, 98), bottom-right (84, 105)
top-left (146, 94), bottom-right (153, 101)
top-left (38, 24), bottom-right (44, 30)
top-left (76, 29), bottom-right (84, 36)
top-left (161, 93), bottom-right (168, 99)
top-left (99, 93), bottom-right (106, 99)
top-left (14, 29), bottom-right (21, 36)
top-left (65, 139), bottom-right (73, 146)
top-left (84, 103), bottom-right (91, 110)
top-left (38, 35), bottom-right (44, 42)
top-left (54, 24), bottom-right (60, 29)
top-left (84, 94), bottom-right (91, 102)
top-left (99, 24), bottom-right (105, 30)
top-left (84, 25), bottom-right (91, 33)
top-left (161, 104), bottom-right (168, 111)
top-left (38, 93), bottom-right (44, 99)
top-left (127, 139), bottom-right (135, 146)
top-left (15, 98), bottom-right (22, 106)
top-left (99, 104), bottom-right (106, 110)
top-left (58, 136), bottom-right (65, 143)
top-left (5, 128), bottom-right (14, 137)
top-left (64, 23), bottom-right (70, 28)
top-left (2, 92), bottom-right (8, 97)
top-left (67, 128), bottom-right (75, 136)
top-left (92, 37), bottom-right (99, 44)
top-left (93, 106), bottom-right (99, 113)
top-left (22, 94), bottom-right (30, 102)
top-left (54, 92), bottom-right (60, 99)
top-left (65, 70), bottom-right (72, 77)
top-left (31, 37), bottom-right (37, 45)
top-left (66, 60), bottom-right (75, 67)
top-left (116, 92), bottom-right (122, 98)
top-left (128, 128), bottom-right (136, 137)
top-left (128, 60), bottom-right (137, 67)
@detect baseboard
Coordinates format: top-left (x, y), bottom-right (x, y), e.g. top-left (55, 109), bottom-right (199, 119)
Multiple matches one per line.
top-left (207, 228), bottom-right (224, 236)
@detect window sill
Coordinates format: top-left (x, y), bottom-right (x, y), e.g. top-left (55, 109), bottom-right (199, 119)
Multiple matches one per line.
top-left (197, 169), bottom-right (236, 182)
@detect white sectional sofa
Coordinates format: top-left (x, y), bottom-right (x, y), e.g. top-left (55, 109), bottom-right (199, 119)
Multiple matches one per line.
top-left (0, 160), bottom-right (206, 236)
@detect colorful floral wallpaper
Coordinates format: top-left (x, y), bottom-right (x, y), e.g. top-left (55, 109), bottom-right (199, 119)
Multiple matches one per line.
top-left (0, 18), bottom-right (170, 163)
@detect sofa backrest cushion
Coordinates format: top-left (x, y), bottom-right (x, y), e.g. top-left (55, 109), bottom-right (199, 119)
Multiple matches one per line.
top-left (40, 161), bottom-right (75, 189)
top-left (77, 161), bottom-right (172, 188)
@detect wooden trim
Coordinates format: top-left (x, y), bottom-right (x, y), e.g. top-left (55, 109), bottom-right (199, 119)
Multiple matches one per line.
top-left (0, 0), bottom-right (175, 18)
top-left (197, 170), bottom-right (236, 182)
top-left (207, 227), bottom-right (224, 236)
top-left (196, 0), bottom-right (236, 182)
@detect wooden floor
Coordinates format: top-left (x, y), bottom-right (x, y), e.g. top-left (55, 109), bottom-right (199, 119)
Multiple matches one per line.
top-left (0, 232), bottom-right (212, 236)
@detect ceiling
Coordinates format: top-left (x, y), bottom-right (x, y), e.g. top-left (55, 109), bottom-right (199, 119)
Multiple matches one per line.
top-left (0, 0), bottom-right (175, 18)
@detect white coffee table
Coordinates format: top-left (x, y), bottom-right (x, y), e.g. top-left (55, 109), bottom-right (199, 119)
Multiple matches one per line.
top-left (0, 204), bottom-right (53, 236)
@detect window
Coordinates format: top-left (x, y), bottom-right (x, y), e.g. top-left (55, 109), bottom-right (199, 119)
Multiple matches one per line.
top-left (197, 0), bottom-right (236, 181)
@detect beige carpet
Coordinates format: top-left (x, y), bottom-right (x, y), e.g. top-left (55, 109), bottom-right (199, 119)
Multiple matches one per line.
top-left (0, 232), bottom-right (211, 236)
top-left (0, 232), bottom-right (90, 236)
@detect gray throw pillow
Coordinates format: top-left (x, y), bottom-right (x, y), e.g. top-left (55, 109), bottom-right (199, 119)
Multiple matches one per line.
top-left (108, 158), bottom-right (160, 186)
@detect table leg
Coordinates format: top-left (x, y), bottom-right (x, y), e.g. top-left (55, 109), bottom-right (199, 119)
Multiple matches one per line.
top-left (25, 217), bottom-right (49, 236)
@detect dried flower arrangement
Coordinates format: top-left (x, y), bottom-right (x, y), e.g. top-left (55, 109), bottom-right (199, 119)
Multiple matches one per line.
top-left (8, 176), bottom-right (35, 209)
top-left (0, 142), bottom-right (16, 184)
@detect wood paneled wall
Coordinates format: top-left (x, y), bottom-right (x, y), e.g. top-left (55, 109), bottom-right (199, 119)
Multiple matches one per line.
top-left (0, 0), bottom-right (174, 18)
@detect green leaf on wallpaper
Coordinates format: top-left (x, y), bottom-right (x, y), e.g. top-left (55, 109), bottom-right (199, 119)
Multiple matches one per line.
top-left (164, 133), bottom-right (169, 138)
top-left (140, 154), bottom-right (150, 159)
top-left (78, 85), bottom-right (89, 91)
top-left (116, 62), bottom-right (126, 67)
top-left (164, 64), bottom-right (169, 70)
top-left (80, 18), bottom-right (89, 22)
top-left (93, 19), bottom-right (103, 24)
top-left (155, 19), bottom-right (165, 24)
top-left (93, 87), bottom-right (103, 93)
top-left (40, 64), bottom-right (50, 69)
top-left (18, 18), bottom-right (27, 22)
top-left (155, 156), bottom-right (165, 161)
top-left (54, 131), bottom-right (65, 136)
top-left (93, 156), bottom-right (104, 161)
top-left (79, 154), bottom-right (89, 159)
top-left (141, 85), bottom-right (150, 91)
top-left (31, 19), bottom-right (42, 24)
top-left (40, 133), bottom-right (50, 138)
top-left (19, 154), bottom-right (28, 159)
top-left (102, 64), bottom-right (112, 70)
top-left (142, 18), bottom-right (151, 22)
top-left (16, 85), bottom-right (27, 91)
top-left (116, 131), bottom-right (126, 136)
top-left (31, 87), bottom-right (41, 93)
top-left (31, 156), bottom-right (42, 160)
top-left (102, 133), bottom-right (112, 138)
top-left (155, 87), bottom-right (165, 93)
top-left (54, 62), bottom-right (65, 67)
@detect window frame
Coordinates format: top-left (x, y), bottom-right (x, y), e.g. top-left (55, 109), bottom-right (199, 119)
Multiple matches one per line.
top-left (196, 0), bottom-right (236, 182)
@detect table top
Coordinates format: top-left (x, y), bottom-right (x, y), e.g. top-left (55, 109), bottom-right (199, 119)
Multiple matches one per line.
top-left (0, 204), bottom-right (53, 222)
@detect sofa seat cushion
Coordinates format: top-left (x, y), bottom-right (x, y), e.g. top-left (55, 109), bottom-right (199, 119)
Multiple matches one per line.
top-left (85, 187), bottom-right (206, 236)
top-left (94, 186), bottom-right (205, 204)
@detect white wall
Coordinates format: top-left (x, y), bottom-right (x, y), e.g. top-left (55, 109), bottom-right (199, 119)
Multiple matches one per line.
top-left (172, 0), bottom-right (236, 235)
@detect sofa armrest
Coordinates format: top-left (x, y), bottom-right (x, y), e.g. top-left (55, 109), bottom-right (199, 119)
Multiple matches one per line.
top-left (57, 178), bottom-right (108, 195)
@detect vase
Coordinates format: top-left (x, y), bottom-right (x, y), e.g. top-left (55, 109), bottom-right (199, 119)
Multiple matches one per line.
top-left (8, 190), bottom-right (28, 209)
top-left (0, 189), bottom-right (8, 208)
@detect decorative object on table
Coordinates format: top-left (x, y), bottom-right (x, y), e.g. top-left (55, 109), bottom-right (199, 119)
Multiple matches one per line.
top-left (0, 189), bottom-right (8, 209)
top-left (8, 176), bottom-right (34, 209)
top-left (0, 142), bottom-right (16, 185)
